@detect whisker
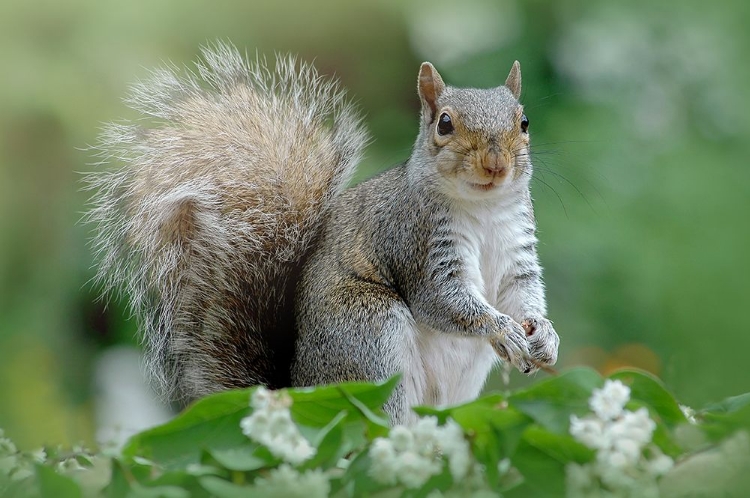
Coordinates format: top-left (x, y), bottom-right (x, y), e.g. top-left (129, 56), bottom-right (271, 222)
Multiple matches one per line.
top-left (534, 165), bottom-right (596, 213)
top-left (531, 175), bottom-right (568, 218)
top-left (523, 93), bottom-right (564, 112)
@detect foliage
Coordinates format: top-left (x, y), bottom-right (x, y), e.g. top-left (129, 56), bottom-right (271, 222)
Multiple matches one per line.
top-left (1, 0), bottom-right (749, 451)
top-left (2, 369), bottom-right (749, 498)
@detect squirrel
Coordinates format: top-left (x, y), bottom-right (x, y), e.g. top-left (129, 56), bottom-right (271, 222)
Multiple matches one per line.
top-left (86, 43), bottom-right (559, 425)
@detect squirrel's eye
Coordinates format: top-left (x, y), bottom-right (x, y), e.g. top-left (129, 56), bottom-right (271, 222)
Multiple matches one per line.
top-left (437, 112), bottom-right (454, 136)
top-left (521, 114), bottom-right (529, 133)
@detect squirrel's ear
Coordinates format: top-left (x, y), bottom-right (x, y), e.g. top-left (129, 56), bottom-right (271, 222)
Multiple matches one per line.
top-left (418, 62), bottom-right (445, 123)
top-left (504, 60), bottom-right (522, 100)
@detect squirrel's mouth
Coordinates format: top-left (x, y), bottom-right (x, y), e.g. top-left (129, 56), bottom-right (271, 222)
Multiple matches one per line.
top-left (465, 166), bottom-right (508, 192)
top-left (467, 181), bottom-right (497, 192)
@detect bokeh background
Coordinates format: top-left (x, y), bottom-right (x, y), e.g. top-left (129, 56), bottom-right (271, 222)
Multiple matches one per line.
top-left (1, 0), bottom-right (748, 450)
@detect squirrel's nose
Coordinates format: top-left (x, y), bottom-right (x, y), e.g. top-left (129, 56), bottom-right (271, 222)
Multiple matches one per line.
top-left (483, 152), bottom-right (508, 175)
top-left (484, 165), bottom-right (506, 175)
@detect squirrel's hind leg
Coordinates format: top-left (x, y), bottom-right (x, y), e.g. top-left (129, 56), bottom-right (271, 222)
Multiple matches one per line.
top-left (293, 279), bottom-right (424, 425)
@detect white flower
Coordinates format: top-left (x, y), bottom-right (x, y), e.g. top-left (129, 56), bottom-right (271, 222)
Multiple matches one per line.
top-left (469, 491), bottom-right (500, 498)
top-left (612, 437), bottom-right (642, 465)
top-left (412, 416), bottom-right (440, 456)
top-left (497, 458), bottom-right (511, 475)
top-left (618, 407), bottom-right (656, 445)
top-left (399, 450), bottom-right (442, 489)
top-left (0, 454), bottom-right (18, 478)
top-left (596, 460), bottom-right (637, 489)
top-left (10, 466), bottom-right (33, 481)
top-left (56, 458), bottom-right (86, 474)
top-left (646, 452), bottom-right (674, 476)
top-left (369, 438), bottom-right (398, 485)
top-left (240, 387), bottom-right (315, 465)
top-left (369, 416), bottom-right (474, 489)
top-left (440, 419), bottom-right (472, 480)
top-left (447, 448), bottom-right (472, 482)
top-left (570, 415), bottom-right (610, 450)
top-left (565, 463), bottom-right (595, 493)
top-left (250, 386), bottom-right (279, 410)
top-left (29, 448), bottom-right (47, 464)
top-left (390, 425), bottom-right (414, 452)
top-left (370, 430), bottom-right (438, 489)
top-left (0, 436), bottom-right (18, 478)
top-left (251, 464), bottom-right (329, 498)
top-left (596, 447), bottom-right (632, 469)
top-left (589, 380), bottom-right (630, 420)
top-left (566, 379), bottom-right (670, 496)
top-left (633, 481), bottom-right (661, 498)
top-left (0, 435), bottom-right (17, 456)
top-left (679, 404), bottom-right (697, 424)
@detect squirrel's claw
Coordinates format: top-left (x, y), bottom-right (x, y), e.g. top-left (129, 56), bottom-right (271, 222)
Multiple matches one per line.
top-left (490, 316), bottom-right (534, 374)
top-left (523, 317), bottom-right (559, 368)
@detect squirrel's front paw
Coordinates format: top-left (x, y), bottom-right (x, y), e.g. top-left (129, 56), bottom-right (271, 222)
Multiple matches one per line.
top-left (489, 314), bottom-right (533, 373)
top-left (522, 317), bottom-right (559, 369)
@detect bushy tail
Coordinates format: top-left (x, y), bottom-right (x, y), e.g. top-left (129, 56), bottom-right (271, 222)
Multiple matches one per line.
top-left (84, 43), bottom-right (368, 402)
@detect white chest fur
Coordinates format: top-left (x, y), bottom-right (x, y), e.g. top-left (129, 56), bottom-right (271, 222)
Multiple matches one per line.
top-left (453, 203), bottom-right (527, 307)
top-left (405, 198), bottom-right (531, 411)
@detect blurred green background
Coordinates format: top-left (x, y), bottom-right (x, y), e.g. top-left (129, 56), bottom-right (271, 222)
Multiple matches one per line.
top-left (1, 0), bottom-right (748, 449)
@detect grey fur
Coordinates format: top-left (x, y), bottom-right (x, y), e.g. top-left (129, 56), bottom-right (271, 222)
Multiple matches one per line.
top-left (85, 45), bottom-right (559, 422)
top-left (294, 63), bottom-right (559, 423)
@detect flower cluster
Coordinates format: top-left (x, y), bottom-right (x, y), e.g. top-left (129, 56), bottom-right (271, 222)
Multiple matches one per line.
top-left (0, 429), bottom-right (46, 484)
top-left (240, 387), bottom-right (315, 465)
top-left (566, 380), bottom-right (674, 497)
top-left (369, 416), bottom-right (472, 489)
top-left (250, 464), bottom-right (330, 498)
top-left (0, 429), bottom-right (23, 483)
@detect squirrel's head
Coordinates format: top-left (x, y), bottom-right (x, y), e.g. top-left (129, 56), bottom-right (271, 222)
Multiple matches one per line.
top-left (411, 60), bottom-right (531, 202)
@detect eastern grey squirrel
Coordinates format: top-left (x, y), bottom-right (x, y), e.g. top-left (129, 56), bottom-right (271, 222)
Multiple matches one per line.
top-left (86, 43), bottom-right (559, 424)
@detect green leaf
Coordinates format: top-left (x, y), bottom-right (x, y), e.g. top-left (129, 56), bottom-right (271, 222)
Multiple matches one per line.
top-left (289, 377), bottom-right (398, 431)
top-left (120, 379), bottom-right (396, 473)
top-left (122, 389), bottom-right (252, 469)
top-left (198, 476), bottom-right (251, 498)
top-left (336, 386), bottom-right (390, 427)
top-left (469, 423), bottom-right (505, 488)
top-left (183, 463), bottom-right (225, 477)
top-left (505, 438), bottom-right (566, 498)
top-left (651, 421), bottom-right (683, 457)
top-left (452, 403), bottom-right (530, 486)
top-left (609, 369), bottom-right (687, 427)
top-left (521, 425), bottom-right (594, 464)
top-left (700, 403), bottom-right (750, 441)
top-left (411, 405), bottom-right (451, 425)
top-left (696, 393), bottom-right (750, 441)
top-left (0, 478), bottom-right (36, 498)
top-left (105, 459), bottom-right (202, 498)
top-left (310, 410), bottom-right (348, 447)
top-left (302, 410), bottom-right (348, 470)
top-left (701, 392), bottom-right (750, 415)
top-left (36, 464), bottom-right (82, 498)
top-left (126, 485), bottom-right (191, 498)
top-left (206, 447), bottom-right (268, 472)
top-left (104, 459), bottom-right (138, 498)
top-left (508, 368), bottom-right (602, 433)
top-left (327, 474), bottom-right (347, 497)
